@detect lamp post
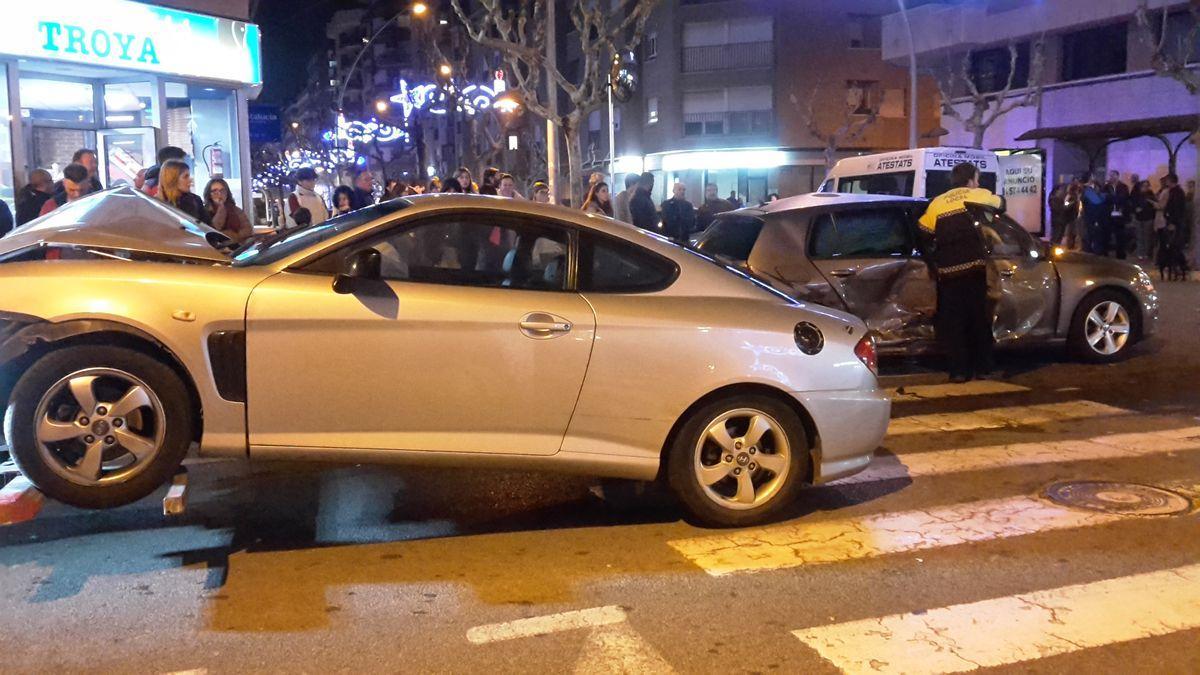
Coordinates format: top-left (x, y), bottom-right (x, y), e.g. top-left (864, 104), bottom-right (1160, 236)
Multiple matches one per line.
top-left (897, 0), bottom-right (919, 149)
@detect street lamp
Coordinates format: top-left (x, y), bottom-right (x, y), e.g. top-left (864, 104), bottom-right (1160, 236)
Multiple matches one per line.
top-left (412, 2), bottom-right (428, 16)
top-left (375, 100), bottom-right (390, 113)
top-left (438, 64), bottom-right (453, 78)
top-left (494, 96), bottom-right (519, 114)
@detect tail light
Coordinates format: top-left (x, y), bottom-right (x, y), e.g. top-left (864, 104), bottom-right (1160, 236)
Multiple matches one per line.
top-left (854, 333), bottom-right (878, 376)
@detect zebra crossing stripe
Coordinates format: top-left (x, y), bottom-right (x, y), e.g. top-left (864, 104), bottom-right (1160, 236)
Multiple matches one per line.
top-left (668, 495), bottom-right (1124, 577)
top-left (887, 400), bottom-right (1129, 436)
top-left (794, 563), bottom-right (1200, 674)
top-left (836, 427), bottom-right (1200, 485)
top-left (887, 380), bottom-right (1030, 401)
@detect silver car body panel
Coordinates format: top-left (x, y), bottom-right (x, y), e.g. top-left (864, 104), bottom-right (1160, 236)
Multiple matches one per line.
top-left (0, 193), bottom-right (889, 484)
top-left (0, 187), bottom-right (230, 263)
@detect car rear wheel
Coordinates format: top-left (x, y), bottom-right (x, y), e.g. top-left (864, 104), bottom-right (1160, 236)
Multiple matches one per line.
top-left (1068, 290), bottom-right (1138, 363)
top-left (667, 395), bottom-right (809, 527)
top-left (4, 346), bottom-right (193, 509)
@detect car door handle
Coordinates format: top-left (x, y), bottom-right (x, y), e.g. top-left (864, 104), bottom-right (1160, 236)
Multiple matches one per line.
top-left (999, 268), bottom-right (1016, 278)
top-left (520, 312), bottom-right (572, 336)
top-left (830, 268), bottom-right (858, 278)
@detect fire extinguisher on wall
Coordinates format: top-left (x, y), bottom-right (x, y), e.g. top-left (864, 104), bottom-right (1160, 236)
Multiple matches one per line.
top-left (202, 143), bottom-right (225, 178)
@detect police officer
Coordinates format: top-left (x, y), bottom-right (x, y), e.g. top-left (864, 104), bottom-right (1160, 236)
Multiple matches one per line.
top-left (919, 162), bottom-right (1003, 383)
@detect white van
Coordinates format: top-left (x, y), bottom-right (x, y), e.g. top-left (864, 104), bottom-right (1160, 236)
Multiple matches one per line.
top-left (819, 147), bottom-right (1045, 235)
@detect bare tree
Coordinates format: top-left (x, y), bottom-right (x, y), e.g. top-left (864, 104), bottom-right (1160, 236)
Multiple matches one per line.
top-left (450, 0), bottom-right (659, 206)
top-left (934, 40), bottom-right (1045, 149)
top-left (793, 83), bottom-right (881, 172)
top-left (1134, 0), bottom-right (1200, 94)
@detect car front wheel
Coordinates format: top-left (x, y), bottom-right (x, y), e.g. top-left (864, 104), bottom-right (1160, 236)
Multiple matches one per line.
top-left (667, 395), bottom-right (809, 527)
top-left (5, 346), bottom-right (193, 509)
top-left (1068, 290), bottom-right (1139, 363)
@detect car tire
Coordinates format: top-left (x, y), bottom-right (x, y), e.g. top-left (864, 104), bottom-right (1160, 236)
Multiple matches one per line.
top-left (667, 394), bottom-right (809, 528)
top-left (1068, 290), bottom-right (1139, 364)
top-left (4, 346), bottom-right (194, 509)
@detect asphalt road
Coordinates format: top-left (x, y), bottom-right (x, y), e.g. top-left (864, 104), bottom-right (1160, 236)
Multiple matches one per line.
top-left (1, 281), bottom-right (1198, 674)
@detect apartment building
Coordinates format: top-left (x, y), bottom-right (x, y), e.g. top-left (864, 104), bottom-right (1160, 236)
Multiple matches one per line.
top-left (595, 0), bottom-right (939, 203)
top-left (881, 0), bottom-right (1199, 186)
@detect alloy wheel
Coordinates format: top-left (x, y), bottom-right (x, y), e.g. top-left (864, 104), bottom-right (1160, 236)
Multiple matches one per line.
top-left (692, 408), bottom-right (791, 511)
top-left (1084, 300), bottom-right (1131, 356)
top-left (33, 368), bottom-right (167, 487)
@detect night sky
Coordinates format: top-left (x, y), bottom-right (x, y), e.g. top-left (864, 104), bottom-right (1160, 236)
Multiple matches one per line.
top-left (255, 0), bottom-right (364, 105)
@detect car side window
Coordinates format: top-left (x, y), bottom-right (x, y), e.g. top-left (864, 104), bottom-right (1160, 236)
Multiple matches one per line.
top-left (808, 208), bottom-right (911, 259)
top-left (306, 215), bottom-right (570, 291)
top-left (578, 233), bottom-right (677, 293)
top-left (982, 214), bottom-right (1035, 258)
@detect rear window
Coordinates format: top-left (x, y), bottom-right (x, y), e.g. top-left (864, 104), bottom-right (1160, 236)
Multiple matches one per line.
top-left (925, 170), bottom-right (998, 199)
top-left (695, 215), bottom-right (764, 263)
top-left (837, 171), bottom-right (915, 196)
top-left (809, 208), bottom-right (912, 259)
top-left (578, 233), bottom-right (677, 293)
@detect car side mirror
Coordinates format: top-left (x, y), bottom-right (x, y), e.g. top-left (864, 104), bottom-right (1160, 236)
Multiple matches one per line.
top-left (333, 247), bottom-right (382, 294)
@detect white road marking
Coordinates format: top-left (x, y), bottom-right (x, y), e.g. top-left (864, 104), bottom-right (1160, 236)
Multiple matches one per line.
top-left (887, 400), bottom-right (1129, 436)
top-left (888, 381), bottom-right (1030, 401)
top-left (794, 564), bottom-right (1200, 674)
top-left (574, 622), bottom-right (676, 674)
top-left (164, 670), bottom-right (207, 675)
top-left (467, 606), bottom-right (627, 644)
top-left (835, 427), bottom-right (1200, 485)
top-left (669, 495), bottom-right (1124, 577)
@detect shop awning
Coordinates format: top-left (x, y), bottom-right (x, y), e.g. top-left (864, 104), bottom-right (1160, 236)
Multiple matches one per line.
top-left (1016, 115), bottom-right (1200, 143)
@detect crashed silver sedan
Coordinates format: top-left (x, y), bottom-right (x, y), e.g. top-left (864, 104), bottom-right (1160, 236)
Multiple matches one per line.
top-left (695, 193), bottom-right (1159, 362)
top-left (0, 187), bottom-right (887, 527)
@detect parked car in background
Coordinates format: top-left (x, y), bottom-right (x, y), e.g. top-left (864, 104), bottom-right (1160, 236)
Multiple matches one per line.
top-left (0, 188), bottom-right (887, 527)
top-left (694, 193), bottom-right (1159, 363)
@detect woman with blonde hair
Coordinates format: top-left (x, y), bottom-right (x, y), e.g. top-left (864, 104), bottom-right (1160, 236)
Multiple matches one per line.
top-left (157, 159), bottom-right (209, 224)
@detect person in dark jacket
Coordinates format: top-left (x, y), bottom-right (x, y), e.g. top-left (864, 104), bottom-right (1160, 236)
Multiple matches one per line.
top-left (53, 148), bottom-right (103, 196)
top-left (1103, 170), bottom-right (1131, 259)
top-left (629, 172), bottom-right (658, 232)
top-left (696, 183), bottom-right (734, 231)
top-left (479, 167), bottom-right (500, 195)
top-left (660, 182), bottom-right (696, 243)
top-left (1081, 172), bottom-right (1112, 256)
top-left (16, 169), bottom-right (54, 226)
top-left (350, 169), bottom-right (376, 210)
top-left (918, 162), bottom-right (1003, 383)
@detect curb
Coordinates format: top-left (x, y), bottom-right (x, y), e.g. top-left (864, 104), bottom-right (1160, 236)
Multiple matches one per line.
top-left (0, 476), bottom-right (44, 525)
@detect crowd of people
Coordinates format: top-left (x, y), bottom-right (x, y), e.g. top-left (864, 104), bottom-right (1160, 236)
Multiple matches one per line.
top-left (1049, 170), bottom-right (1195, 278)
top-left (281, 164), bottom-right (778, 247)
top-left (5, 145), bottom-right (255, 244)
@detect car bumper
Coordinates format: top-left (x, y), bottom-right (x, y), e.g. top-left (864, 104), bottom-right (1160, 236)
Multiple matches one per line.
top-left (791, 387), bottom-right (890, 484)
top-left (1138, 289), bottom-right (1159, 338)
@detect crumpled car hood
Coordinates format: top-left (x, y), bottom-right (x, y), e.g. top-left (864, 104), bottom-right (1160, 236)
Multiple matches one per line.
top-left (0, 186), bottom-right (231, 262)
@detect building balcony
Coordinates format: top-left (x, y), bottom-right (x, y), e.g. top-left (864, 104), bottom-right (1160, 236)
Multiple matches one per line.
top-left (681, 41), bottom-right (773, 73)
top-left (683, 111), bottom-right (773, 137)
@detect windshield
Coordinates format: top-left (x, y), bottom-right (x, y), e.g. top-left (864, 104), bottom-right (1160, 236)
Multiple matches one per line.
top-left (232, 200), bottom-right (410, 266)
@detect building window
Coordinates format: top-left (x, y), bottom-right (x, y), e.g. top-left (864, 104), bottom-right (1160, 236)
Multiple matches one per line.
top-left (847, 14), bottom-right (882, 49)
top-left (846, 81), bottom-right (881, 115)
top-left (1061, 22), bottom-right (1127, 82)
top-left (588, 110), bottom-right (602, 150)
top-left (682, 17), bottom-right (773, 72)
top-left (647, 97), bottom-right (659, 125)
top-left (683, 86), bottom-right (773, 136)
top-left (970, 43), bottom-right (1031, 93)
top-left (646, 32), bottom-right (658, 60)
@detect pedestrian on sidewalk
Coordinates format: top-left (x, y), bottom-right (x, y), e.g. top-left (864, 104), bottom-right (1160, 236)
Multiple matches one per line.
top-left (204, 178), bottom-right (253, 243)
top-left (39, 164), bottom-right (92, 217)
top-left (289, 167), bottom-right (330, 227)
top-left (582, 181), bottom-right (614, 217)
top-left (629, 172), bottom-right (658, 232)
top-left (919, 162), bottom-right (1003, 383)
top-left (1081, 172), bottom-right (1111, 256)
top-left (497, 174), bottom-right (523, 199)
top-left (614, 173), bottom-right (638, 223)
top-left (1131, 180), bottom-right (1157, 261)
top-left (1103, 170), bottom-right (1131, 259)
top-left (351, 169), bottom-right (377, 209)
top-left (661, 183), bottom-right (696, 244)
top-left (15, 169), bottom-right (54, 226)
top-left (696, 183), bottom-right (734, 232)
top-left (479, 167), bottom-right (500, 195)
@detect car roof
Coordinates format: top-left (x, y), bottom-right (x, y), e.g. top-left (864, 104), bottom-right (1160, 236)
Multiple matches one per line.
top-left (725, 192), bottom-right (926, 218)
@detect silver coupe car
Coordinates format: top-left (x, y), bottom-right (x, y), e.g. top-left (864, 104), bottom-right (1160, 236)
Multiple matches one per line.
top-left (0, 187), bottom-right (887, 527)
top-left (695, 194), bottom-right (1159, 363)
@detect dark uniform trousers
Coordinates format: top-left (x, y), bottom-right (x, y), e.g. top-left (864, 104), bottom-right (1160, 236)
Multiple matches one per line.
top-left (936, 268), bottom-right (994, 379)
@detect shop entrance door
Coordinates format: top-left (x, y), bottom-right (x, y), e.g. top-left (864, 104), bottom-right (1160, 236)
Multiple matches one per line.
top-left (99, 128), bottom-right (157, 189)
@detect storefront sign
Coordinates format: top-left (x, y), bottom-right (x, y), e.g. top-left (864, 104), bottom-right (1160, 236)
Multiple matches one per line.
top-left (998, 151), bottom-right (1046, 236)
top-left (0, 1), bottom-right (261, 85)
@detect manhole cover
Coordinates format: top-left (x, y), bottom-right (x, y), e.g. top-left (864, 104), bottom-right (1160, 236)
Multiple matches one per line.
top-left (1043, 481), bottom-right (1192, 516)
